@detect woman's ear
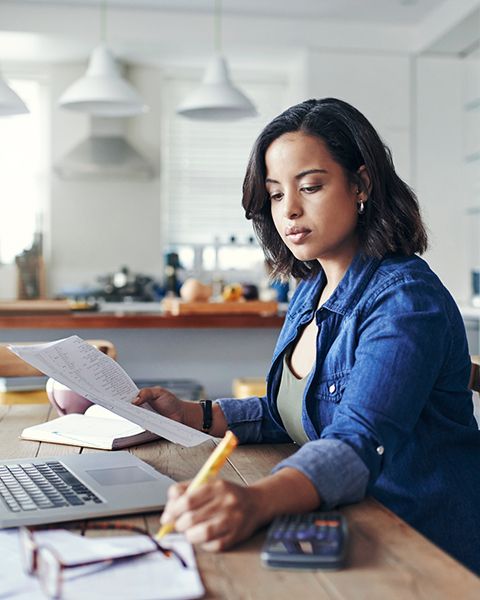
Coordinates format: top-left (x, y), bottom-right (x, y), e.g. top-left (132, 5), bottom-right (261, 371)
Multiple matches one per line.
top-left (356, 165), bottom-right (371, 200)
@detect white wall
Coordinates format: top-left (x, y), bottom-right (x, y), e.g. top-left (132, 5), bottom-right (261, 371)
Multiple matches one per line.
top-left (47, 63), bottom-right (165, 296)
top-left (305, 50), bottom-right (412, 184)
top-left (416, 56), bottom-right (468, 300)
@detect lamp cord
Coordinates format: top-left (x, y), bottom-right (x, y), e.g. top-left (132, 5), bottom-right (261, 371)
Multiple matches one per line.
top-left (214, 0), bottom-right (222, 54)
top-left (101, 0), bottom-right (107, 43)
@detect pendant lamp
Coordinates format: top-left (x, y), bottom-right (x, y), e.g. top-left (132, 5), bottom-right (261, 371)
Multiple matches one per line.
top-left (58, 1), bottom-right (148, 117)
top-left (0, 75), bottom-right (29, 116)
top-left (177, 0), bottom-right (256, 121)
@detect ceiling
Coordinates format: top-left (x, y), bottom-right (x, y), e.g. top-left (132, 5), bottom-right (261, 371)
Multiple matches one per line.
top-left (16, 0), bottom-right (448, 25)
top-left (0, 0), bottom-right (478, 64)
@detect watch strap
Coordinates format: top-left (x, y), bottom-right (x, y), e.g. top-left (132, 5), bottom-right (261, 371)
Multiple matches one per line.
top-left (200, 399), bottom-right (213, 432)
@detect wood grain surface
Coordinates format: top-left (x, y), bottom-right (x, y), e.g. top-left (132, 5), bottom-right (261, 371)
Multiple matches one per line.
top-left (0, 404), bottom-right (479, 599)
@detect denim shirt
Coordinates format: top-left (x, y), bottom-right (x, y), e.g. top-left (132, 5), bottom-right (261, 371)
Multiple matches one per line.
top-left (217, 252), bottom-right (480, 574)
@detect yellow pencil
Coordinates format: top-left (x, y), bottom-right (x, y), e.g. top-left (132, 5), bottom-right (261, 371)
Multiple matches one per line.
top-left (155, 430), bottom-right (239, 540)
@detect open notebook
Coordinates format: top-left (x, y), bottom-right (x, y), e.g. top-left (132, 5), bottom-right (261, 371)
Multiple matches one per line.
top-left (21, 405), bottom-right (159, 450)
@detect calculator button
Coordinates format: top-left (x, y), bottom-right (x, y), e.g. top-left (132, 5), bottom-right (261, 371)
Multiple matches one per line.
top-left (283, 530), bottom-right (297, 541)
top-left (326, 528), bottom-right (338, 541)
top-left (315, 527), bottom-right (328, 540)
top-left (296, 529), bottom-right (313, 541)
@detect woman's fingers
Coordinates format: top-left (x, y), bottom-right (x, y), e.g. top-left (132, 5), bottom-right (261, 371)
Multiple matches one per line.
top-left (161, 480), bottom-right (215, 523)
top-left (131, 387), bottom-right (185, 423)
top-left (167, 481), bottom-right (190, 500)
top-left (160, 480), bottom-right (258, 549)
top-left (132, 386), bottom-right (164, 405)
top-left (200, 533), bottom-right (237, 552)
top-left (183, 515), bottom-right (232, 547)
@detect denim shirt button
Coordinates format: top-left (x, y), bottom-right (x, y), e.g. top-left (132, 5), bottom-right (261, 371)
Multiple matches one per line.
top-left (329, 383), bottom-right (336, 394)
top-left (376, 445), bottom-right (385, 455)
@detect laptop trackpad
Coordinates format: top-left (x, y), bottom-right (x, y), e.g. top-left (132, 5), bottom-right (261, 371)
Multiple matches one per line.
top-left (86, 466), bottom-right (157, 486)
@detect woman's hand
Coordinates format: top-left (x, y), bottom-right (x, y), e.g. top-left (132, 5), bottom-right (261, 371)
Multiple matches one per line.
top-left (160, 479), bottom-right (266, 551)
top-left (161, 468), bottom-right (321, 551)
top-left (132, 387), bottom-right (188, 424)
top-left (133, 389), bottom-right (229, 436)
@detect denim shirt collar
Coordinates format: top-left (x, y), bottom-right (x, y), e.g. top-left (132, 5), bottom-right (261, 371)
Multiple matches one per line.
top-left (272, 253), bottom-right (382, 371)
top-left (291, 252), bottom-right (382, 319)
top-left (322, 253), bottom-right (382, 316)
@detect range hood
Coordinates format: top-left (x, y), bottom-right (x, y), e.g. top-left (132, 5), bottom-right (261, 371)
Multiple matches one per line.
top-left (54, 117), bottom-right (154, 180)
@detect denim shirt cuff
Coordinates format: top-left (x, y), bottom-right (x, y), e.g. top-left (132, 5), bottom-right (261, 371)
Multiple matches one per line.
top-left (215, 397), bottom-right (264, 443)
top-left (271, 438), bottom-right (370, 509)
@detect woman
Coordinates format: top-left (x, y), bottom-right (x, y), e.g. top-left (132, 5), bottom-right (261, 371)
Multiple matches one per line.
top-left (134, 98), bottom-right (480, 574)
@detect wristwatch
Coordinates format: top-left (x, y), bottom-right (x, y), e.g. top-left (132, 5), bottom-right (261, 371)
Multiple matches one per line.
top-left (200, 400), bottom-right (213, 432)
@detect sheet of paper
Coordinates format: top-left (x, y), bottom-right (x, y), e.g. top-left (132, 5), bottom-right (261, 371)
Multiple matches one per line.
top-left (0, 530), bottom-right (45, 599)
top-left (9, 336), bottom-right (211, 447)
top-left (61, 532), bottom-right (205, 600)
top-left (0, 529), bottom-right (204, 600)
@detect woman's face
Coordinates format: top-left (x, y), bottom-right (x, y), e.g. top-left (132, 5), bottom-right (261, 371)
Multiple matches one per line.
top-left (265, 131), bottom-right (363, 265)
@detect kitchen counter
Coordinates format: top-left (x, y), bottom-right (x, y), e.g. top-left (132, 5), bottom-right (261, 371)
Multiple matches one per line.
top-left (0, 306), bottom-right (284, 398)
top-left (0, 311), bottom-right (284, 329)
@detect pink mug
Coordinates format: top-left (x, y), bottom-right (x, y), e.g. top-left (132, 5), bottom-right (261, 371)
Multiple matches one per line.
top-left (46, 378), bottom-right (93, 415)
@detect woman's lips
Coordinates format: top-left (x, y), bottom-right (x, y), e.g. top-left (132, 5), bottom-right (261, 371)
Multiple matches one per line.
top-left (285, 227), bottom-right (311, 244)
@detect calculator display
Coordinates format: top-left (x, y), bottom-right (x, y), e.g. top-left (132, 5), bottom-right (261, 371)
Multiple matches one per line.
top-left (261, 512), bottom-right (348, 570)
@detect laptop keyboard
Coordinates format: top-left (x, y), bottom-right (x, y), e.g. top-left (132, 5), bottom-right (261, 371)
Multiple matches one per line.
top-left (0, 461), bottom-right (103, 513)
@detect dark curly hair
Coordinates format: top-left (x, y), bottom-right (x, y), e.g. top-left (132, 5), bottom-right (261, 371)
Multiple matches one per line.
top-left (243, 98), bottom-right (428, 280)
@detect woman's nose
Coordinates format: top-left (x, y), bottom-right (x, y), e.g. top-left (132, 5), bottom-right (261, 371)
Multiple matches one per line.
top-left (283, 192), bottom-right (302, 219)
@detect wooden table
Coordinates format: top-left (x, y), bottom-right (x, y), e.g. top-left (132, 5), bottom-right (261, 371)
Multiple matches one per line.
top-left (1, 403), bottom-right (480, 600)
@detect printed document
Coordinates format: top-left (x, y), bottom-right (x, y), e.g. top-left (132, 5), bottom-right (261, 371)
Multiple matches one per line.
top-left (9, 336), bottom-right (211, 447)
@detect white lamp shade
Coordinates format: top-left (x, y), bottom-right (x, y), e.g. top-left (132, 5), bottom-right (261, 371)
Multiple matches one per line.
top-left (0, 77), bottom-right (29, 116)
top-left (177, 55), bottom-right (257, 121)
top-left (59, 44), bottom-right (148, 117)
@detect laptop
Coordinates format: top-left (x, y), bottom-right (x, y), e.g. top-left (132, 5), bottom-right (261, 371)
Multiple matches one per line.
top-left (0, 451), bottom-right (174, 528)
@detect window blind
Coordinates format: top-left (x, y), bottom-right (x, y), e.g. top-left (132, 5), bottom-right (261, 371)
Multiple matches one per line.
top-left (162, 75), bottom-right (288, 246)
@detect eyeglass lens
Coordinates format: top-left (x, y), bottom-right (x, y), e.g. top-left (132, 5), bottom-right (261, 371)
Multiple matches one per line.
top-left (38, 546), bottom-right (61, 599)
top-left (18, 527), bottom-right (36, 574)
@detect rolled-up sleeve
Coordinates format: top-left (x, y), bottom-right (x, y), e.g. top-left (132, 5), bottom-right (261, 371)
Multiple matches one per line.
top-left (272, 438), bottom-right (370, 509)
top-left (216, 396), bottom-right (291, 444)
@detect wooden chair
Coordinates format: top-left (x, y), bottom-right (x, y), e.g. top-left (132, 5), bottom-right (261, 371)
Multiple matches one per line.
top-left (469, 356), bottom-right (480, 393)
top-left (0, 339), bottom-right (118, 405)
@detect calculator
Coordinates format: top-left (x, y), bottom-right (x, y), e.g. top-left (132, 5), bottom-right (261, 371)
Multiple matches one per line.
top-left (261, 512), bottom-right (348, 570)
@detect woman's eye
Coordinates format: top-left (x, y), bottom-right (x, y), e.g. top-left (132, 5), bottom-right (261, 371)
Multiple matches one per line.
top-left (301, 185), bottom-right (322, 193)
top-left (269, 192), bottom-right (283, 201)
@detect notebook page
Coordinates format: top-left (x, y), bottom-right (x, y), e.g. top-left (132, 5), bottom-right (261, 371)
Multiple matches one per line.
top-left (9, 336), bottom-right (211, 447)
top-left (22, 413), bottom-right (145, 448)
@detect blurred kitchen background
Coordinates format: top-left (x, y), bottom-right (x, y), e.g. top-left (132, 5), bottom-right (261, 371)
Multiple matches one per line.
top-left (2, 0), bottom-right (480, 395)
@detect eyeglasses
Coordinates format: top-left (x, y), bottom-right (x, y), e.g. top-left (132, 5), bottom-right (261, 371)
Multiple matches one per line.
top-left (19, 522), bottom-right (187, 599)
